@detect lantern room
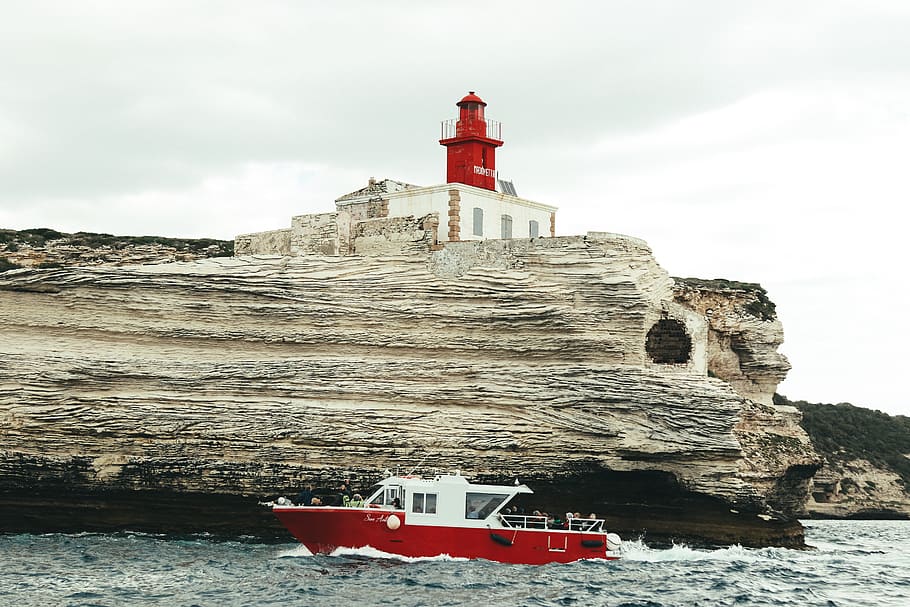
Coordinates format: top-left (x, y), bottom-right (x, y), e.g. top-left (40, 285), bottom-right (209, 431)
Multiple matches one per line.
top-left (439, 92), bottom-right (504, 191)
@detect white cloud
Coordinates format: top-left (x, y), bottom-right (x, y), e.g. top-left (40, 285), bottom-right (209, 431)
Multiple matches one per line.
top-left (2, 1), bottom-right (909, 414)
top-left (0, 162), bottom-right (363, 239)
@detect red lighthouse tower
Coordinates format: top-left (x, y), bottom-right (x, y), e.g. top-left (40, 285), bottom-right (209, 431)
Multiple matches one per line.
top-left (439, 92), bottom-right (503, 191)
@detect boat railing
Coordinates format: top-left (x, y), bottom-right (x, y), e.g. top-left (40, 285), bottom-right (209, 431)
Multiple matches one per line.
top-left (500, 514), bottom-right (605, 532)
top-left (500, 514), bottom-right (548, 529)
top-left (567, 518), bottom-right (604, 532)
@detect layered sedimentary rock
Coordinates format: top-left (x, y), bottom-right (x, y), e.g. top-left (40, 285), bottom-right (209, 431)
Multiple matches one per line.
top-left (673, 278), bottom-right (789, 407)
top-left (0, 233), bottom-right (817, 546)
top-left (807, 459), bottom-right (910, 518)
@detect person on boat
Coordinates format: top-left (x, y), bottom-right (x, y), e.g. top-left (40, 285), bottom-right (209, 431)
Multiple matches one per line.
top-left (391, 497), bottom-right (401, 509)
top-left (338, 482), bottom-right (354, 499)
top-left (295, 484), bottom-right (314, 506)
top-left (338, 482), bottom-right (353, 505)
top-left (310, 497), bottom-right (323, 506)
top-left (346, 493), bottom-right (365, 508)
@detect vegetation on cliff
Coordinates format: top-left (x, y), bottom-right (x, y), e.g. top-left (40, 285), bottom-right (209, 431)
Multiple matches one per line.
top-left (0, 228), bottom-right (234, 271)
top-left (776, 394), bottom-right (910, 488)
top-left (673, 277), bottom-right (777, 321)
top-left (0, 228), bottom-right (234, 256)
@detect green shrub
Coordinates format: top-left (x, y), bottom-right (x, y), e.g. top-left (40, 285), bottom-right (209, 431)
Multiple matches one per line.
top-left (0, 228), bottom-right (233, 259)
top-left (777, 394), bottom-right (910, 488)
top-left (675, 277), bottom-right (777, 321)
top-left (22, 228), bottom-right (64, 240)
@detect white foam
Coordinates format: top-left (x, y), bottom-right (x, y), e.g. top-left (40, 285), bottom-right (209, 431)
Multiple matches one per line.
top-left (275, 544), bottom-right (314, 558)
top-left (618, 538), bottom-right (787, 563)
top-left (329, 545), bottom-right (469, 563)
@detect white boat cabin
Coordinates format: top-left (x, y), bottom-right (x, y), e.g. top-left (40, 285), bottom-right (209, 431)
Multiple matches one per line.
top-left (364, 472), bottom-right (604, 533)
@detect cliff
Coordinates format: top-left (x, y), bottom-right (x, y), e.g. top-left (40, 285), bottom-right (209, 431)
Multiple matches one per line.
top-left (0, 231), bottom-right (818, 547)
top-left (783, 397), bottom-right (910, 519)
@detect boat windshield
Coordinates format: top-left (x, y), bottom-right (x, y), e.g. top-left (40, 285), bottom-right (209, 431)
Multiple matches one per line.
top-left (366, 484), bottom-right (402, 508)
top-left (465, 492), bottom-right (509, 519)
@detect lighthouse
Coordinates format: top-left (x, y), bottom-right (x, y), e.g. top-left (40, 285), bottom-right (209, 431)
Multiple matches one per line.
top-left (439, 92), bottom-right (503, 191)
top-left (237, 92), bottom-right (558, 256)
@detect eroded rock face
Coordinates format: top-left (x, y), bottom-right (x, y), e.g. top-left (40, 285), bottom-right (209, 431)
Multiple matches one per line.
top-left (807, 459), bottom-right (910, 519)
top-left (673, 279), bottom-right (790, 407)
top-left (0, 234), bottom-right (813, 546)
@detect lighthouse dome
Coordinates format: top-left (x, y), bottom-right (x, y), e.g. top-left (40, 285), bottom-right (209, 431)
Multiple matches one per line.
top-left (457, 91), bottom-right (487, 107)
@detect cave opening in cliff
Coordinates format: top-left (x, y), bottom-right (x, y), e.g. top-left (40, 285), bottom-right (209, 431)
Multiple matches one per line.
top-left (646, 318), bottom-right (691, 364)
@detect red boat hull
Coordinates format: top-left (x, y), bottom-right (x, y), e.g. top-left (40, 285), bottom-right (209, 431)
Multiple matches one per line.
top-left (273, 506), bottom-right (617, 565)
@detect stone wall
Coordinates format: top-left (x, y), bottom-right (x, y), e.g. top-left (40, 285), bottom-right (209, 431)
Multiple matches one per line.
top-left (240, 201), bottom-right (418, 257)
top-left (234, 229), bottom-right (292, 256)
top-left (289, 212), bottom-right (340, 256)
top-left (354, 214), bottom-right (439, 256)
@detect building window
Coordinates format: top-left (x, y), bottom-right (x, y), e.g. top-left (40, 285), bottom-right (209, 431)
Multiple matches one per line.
top-left (529, 220), bottom-right (539, 238)
top-left (412, 492), bottom-right (437, 514)
top-left (473, 207), bottom-right (483, 236)
top-left (501, 214), bottom-right (512, 239)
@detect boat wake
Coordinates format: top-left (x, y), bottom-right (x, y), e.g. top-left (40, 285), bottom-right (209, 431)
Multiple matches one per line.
top-left (277, 538), bottom-right (795, 565)
top-left (276, 544), bottom-right (314, 559)
top-left (331, 545), bottom-right (469, 563)
top-left (276, 544), bottom-right (468, 563)
top-left (619, 538), bottom-right (790, 563)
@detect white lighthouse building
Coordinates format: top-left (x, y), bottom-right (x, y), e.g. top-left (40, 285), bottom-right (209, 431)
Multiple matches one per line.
top-left (235, 92), bottom-right (557, 257)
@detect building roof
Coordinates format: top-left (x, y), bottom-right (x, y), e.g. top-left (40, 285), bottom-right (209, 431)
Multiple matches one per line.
top-left (457, 91), bottom-right (487, 107)
top-left (335, 178), bottom-right (420, 204)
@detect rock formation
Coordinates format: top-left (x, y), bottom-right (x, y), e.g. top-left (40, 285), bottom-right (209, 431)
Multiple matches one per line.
top-left (808, 459), bottom-right (910, 518)
top-left (0, 231), bottom-right (819, 547)
top-left (785, 398), bottom-right (910, 519)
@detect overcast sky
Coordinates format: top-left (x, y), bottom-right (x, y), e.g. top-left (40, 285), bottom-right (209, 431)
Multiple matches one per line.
top-left (2, 1), bottom-right (908, 415)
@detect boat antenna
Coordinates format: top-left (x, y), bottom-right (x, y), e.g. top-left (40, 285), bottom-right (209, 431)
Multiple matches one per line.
top-left (406, 452), bottom-right (432, 477)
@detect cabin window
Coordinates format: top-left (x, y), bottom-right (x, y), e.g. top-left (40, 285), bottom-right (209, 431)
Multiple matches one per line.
top-left (465, 492), bottom-right (509, 519)
top-left (501, 214), bottom-right (512, 239)
top-left (529, 220), bottom-right (539, 238)
top-left (473, 207), bottom-right (483, 236)
top-left (412, 492), bottom-right (438, 514)
top-left (368, 485), bottom-right (402, 508)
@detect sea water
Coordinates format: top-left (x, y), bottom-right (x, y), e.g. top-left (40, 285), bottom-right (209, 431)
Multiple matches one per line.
top-left (1, 520), bottom-right (907, 606)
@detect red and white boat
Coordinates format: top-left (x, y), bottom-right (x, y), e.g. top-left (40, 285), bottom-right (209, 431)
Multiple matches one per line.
top-left (273, 471), bottom-right (622, 564)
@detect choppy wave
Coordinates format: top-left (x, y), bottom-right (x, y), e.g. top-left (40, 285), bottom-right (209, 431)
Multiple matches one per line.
top-left (617, 537), bottom-right (804, 564)
top-left (1, 520), bottom-right (908, 607)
